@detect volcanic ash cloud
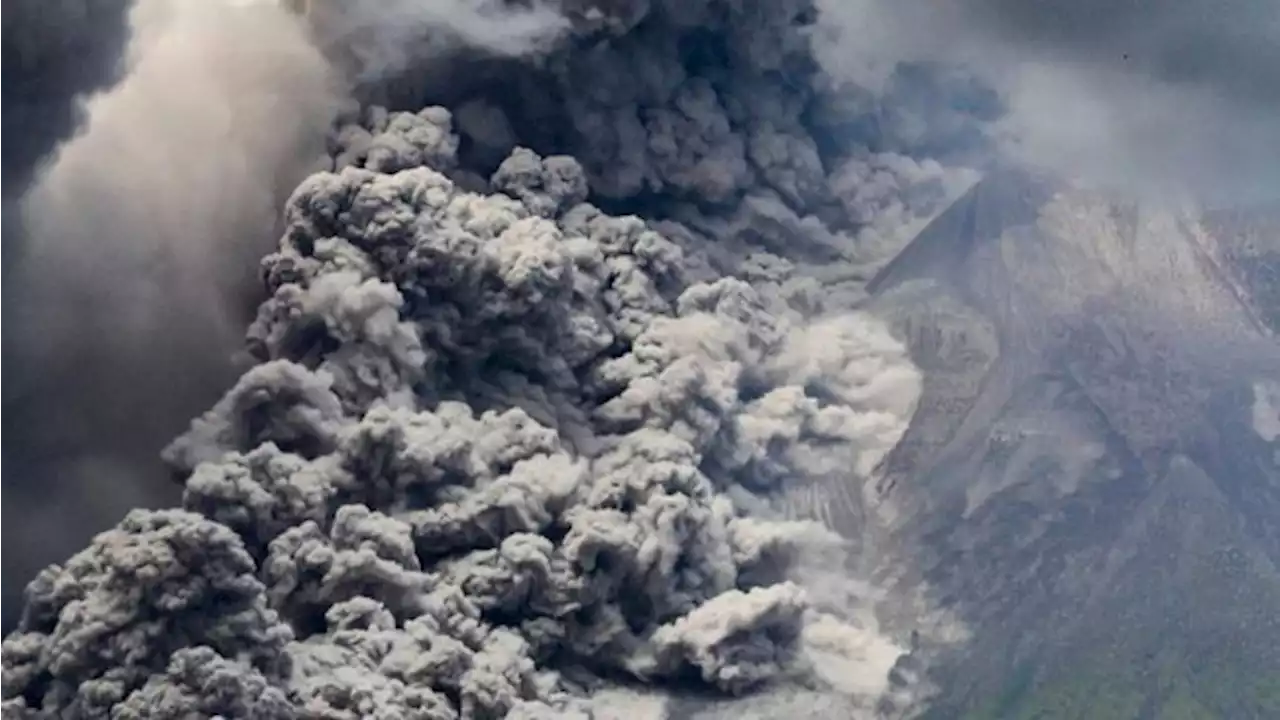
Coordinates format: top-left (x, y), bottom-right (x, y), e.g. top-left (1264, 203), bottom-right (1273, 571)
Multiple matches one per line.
top-left (2, 105), bottom-right (930, 719)
top-left (0, 1), bottom-right (990, 717)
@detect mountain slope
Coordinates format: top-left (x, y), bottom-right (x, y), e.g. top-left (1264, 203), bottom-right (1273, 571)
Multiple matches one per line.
top-left (864, 169), bottom-right (1280, 718)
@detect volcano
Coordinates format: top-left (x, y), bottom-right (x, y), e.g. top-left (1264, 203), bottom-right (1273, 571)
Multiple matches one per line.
top-left (865, 168), bottom-right (1280, 718)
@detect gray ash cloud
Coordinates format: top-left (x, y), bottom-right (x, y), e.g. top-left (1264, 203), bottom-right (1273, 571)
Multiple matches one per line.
top-left (1, 0), bottom-right (134, 625)
top-left (0, 0), bottom-right (131, 193)
top-left (4, 0), bottom-right (1274, 718)
top-left (2, 100), bottom-right (933, 718)
top-left (1, 2), bottom-right (963, 716)
top-left (1, 0), bottom-right (343, 627)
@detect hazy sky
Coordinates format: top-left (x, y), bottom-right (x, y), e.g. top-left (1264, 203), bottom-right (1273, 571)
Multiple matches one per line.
top-left (978, 0), bottom-right (1280, 204)
top-left (816, 0), bottom-right (1280, 204)
top-left (965, 0), bottom-right (1280, 105)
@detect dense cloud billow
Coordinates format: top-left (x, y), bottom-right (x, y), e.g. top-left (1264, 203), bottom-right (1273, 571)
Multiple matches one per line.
top-left (2, 102), bottom-right (930, 717)
top-left (6, 0), bottom-right (1272, 717)
top-left (0, 2), bottom-right (962, 712)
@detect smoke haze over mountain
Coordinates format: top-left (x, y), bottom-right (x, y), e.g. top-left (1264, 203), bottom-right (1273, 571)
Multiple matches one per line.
top-left (2, 1), bottom-right (1277, 718)
top-left (812, 0), bottom-right (1280, 204)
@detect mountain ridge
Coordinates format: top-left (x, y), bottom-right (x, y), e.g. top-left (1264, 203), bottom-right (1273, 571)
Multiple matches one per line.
top-left (862, 168), bottom-right (1280, 717)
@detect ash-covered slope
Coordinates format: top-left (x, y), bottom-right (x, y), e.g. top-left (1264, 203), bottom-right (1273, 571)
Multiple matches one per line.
top-left (867, 170), bottom-right (1280, 718)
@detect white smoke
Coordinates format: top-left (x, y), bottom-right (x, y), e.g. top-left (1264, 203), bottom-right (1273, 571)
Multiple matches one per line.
top-left (303, 0), bottom-right (571, 82)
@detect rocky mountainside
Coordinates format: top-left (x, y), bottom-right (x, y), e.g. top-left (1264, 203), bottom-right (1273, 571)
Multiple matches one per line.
top-left (864, 168), bottom-right (1280, 718)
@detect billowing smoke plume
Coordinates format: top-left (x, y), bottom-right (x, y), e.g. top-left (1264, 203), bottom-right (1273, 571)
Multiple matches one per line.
top-left (11, 0), bottom-right (1270, 717)
top-left (2, 99), bottom-right (937, 715)
top-left (1, 0), bottom-right (969, 716)
top-left (0, 0), bottom-right (607, 626)
top-left (2, 0), bottom-right (342, 621)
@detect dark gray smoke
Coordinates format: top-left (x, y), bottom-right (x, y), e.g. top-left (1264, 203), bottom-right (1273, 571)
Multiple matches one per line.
top-left (2, 0), bottom-right (343, 626)
top-left (3, 0), bottom-right (1275, 717)
top-left (2, 100), bottom-right (937, 718)
top-left (2, 0), bottom-right (134, 621)
top-left (3, 2), bottom-right (957, 717)
top-left (0, 0), bottom-right (131, 193)
top-left (812, 0), bottom-right (1280, 204)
